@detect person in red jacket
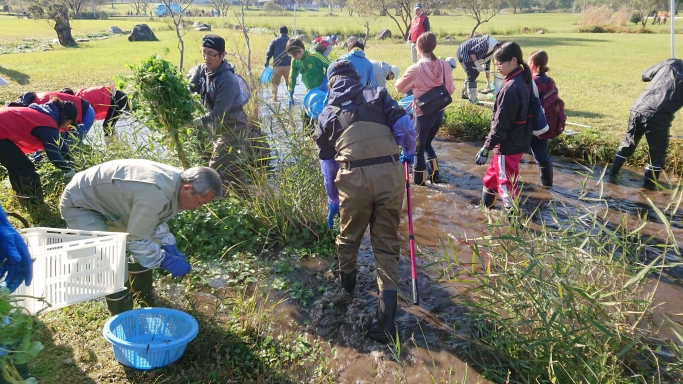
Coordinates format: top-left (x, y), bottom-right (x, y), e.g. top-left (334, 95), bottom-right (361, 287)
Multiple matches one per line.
top-left (21, 91), bottom-right (95, 144)
top-left (0, 97), bottom-right (77, 204)
top-left (406, 3), bottom-right (430, 64)
top-left (66, 86), bottom-right (128, 136)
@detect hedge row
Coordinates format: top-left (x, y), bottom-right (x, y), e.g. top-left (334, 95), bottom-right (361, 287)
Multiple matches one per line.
top-left (440, 104), bottom-right (683, 175)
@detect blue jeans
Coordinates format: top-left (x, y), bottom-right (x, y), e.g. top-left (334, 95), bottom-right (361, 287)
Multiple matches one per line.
top-left (530, 136), bottom-right (549, 164)
top-left (415, 110), bottom-right (445, 171)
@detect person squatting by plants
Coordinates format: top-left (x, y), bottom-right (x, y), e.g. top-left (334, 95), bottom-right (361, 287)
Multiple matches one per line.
top-left (406, 3), bottom-right (430, 64)
top-left (456, 34), bottom-right (500, 104)
top-left (476, 41), bottom-right (533, 210)
top-left (63, 86), bottom-right (129, 137)
top-left (316, 60), bottom-right (416, 343)
top-left (59, 159), bottom-right (222, 316)
top-left (370, 60), bottom-right (400, 88)
top-left (0, 97), bottom-right (77, 205)
top-left (264, 25), bottom-right (292, 102)
top-left (186, 34), bottom-right (253, 196)
top-left (19, 90), bottom-right (95, 146)
top-left (395, 32), bottom-right (455, 186)
top-left (609, 58), bottom-right (683, 189)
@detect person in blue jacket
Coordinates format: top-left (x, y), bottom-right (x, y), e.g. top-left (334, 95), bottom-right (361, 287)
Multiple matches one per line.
top-left (316, 60), bottom-right (416, 343)
top-left (338, 38), bottom-right (376, 87)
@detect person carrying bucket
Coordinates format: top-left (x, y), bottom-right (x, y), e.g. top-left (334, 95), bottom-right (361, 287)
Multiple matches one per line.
top-left (264, 26), bottom-right (291, 102)
top-left (316, 60), bottom-right (416, 343)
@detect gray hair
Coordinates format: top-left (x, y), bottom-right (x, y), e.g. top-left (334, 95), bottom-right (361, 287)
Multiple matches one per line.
top-left (180, 167), bottom-right (223, 197)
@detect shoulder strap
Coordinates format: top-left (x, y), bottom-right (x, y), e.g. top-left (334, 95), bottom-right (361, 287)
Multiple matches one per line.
top-left (329, 93), bottom-right (365, 130)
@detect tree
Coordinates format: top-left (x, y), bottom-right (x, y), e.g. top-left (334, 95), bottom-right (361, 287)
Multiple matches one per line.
top-left (129, 0), bottom-right (150, 16)
top-left (209, 0), bottom-right (230, 16)
top-left (453, 0), bottom-right (503, 37)
top-left (27, 2), bottom-right (77, 47)
top-left (160, 0), bottom-right (194, 71)
top-left (631, 0), bottom-right (659, 27)
top-left (62, 0), bottom-right (90, 16)
top-left (347, 0), bottom-right (378, 45)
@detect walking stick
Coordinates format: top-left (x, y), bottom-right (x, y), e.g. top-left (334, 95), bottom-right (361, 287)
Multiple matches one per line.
top-left (404, 161), bottom-right (419, 306)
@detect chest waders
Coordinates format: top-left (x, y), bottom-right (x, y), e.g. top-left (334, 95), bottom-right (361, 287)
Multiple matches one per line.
top-left (329, 93), bottom-right (402, 344)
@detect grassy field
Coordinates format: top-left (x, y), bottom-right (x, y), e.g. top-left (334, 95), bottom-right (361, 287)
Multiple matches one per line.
top-left (3, 11), bottom-right (683, 136)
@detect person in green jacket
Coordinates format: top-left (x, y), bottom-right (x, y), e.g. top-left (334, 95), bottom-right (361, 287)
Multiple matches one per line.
top-left (286, 38), bottom-right (331, 106)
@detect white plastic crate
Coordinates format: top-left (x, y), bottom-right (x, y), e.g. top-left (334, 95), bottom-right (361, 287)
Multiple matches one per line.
top-left (12, 228), bottom-right (128, 314)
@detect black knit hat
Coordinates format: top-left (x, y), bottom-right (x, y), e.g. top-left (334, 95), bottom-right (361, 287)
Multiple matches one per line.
top-left (327, 60), bottom-right (357, 80)
top-left (286, 38), bottom-right (305, 53)
top-left (202, 34), bottom-right (225, 53)
top-left (61, 101), bottom-right (77, 123)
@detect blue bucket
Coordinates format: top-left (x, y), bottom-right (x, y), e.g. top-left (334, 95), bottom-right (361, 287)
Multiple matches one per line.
top-left (303, 88), bottom-right (327, 119)
top-left (398, 95), bottom-right (413, 115)
top-left (259, 67), bottom-right (273, 83)
top-left (102, 308), bottom-right (199, 370)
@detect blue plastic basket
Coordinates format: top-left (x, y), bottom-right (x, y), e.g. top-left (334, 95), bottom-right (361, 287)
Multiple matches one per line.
top-left (259, 67), bottom-right (273, 83)
top-left (102, 308), bottom-right (199, 370)
top-left (398, 95), bottom-right (414, 115)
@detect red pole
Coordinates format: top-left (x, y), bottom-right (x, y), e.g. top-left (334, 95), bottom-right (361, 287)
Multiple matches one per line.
top-left (404, 161), bottom-right (419, 305)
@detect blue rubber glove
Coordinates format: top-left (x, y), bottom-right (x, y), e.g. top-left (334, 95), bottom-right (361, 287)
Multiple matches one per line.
top-left (400, 151), bottom-right (414, 166)
top-left (475, 146), bottom-right (489, 165)
top-left (327, 203), bottom-right (340, 229)
top-left (0, 206), bottom-right (33, 292)
top-left (319, 75), bottom-right (329, 91)
top-left (161, 244), bottom-right (186, 262)
top-left (160, 252), bottom-right (191, 278)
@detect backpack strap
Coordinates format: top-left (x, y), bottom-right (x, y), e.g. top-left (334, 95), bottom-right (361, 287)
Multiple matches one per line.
top-left (329, 93), bottom-right (364, 130)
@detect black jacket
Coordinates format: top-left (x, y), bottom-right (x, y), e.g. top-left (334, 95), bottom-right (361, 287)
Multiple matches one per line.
top-left (485, 68), bottom-right (532, 155)
top-left (265, 34), bottom-right (291, 67)
top-left (631, 59), bottom-right (683, 125)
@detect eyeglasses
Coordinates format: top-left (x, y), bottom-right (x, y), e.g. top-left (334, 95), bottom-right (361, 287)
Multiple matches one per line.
top-left (201, 50), bottom-right (220, 58)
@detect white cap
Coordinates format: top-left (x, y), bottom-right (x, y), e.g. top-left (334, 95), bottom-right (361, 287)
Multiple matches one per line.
top-left (390, 65), bottom-right (400, 79)
top-left (0, 76), bottom-right (7, 86)
top-left (445, 57), bottom-right (457, 69)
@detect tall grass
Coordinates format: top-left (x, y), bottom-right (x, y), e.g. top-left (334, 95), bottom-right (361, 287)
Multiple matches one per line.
top-left (437, 179), bottom-right (683, 382)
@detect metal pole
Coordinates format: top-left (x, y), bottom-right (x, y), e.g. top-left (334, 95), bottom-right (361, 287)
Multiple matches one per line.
top-left (672, 0), bottom-right (676, 58)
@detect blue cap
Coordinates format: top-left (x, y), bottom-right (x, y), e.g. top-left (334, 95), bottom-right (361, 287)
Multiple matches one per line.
top-left (414, 2), bottom-right (422, 9)
top-left (331, 34), bottom-right (338, 41)
top-left (327, 60), bottom-right (357, 80)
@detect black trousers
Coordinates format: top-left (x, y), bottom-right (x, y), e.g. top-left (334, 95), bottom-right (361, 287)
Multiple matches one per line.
top-left (0, 139), bottom-right (42, 200)
top-left (616, 111), bottom-right (670, 169)
top-left (102, 90), bottom-right (129, 136)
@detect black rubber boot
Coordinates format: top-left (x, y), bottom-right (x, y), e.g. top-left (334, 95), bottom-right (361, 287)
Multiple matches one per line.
top-left (643, 166), bottom-right (661, 190)
top-left (539, 161), bottom-right (553, 188)
top-left (129, 263), bottom-right (154, 307)
top-left (367, 290), bottom-right (398, 344)
top-left (481, 187), bottom-right (497, 208)
top-left (413, 170), bottom-right (426, 186)
top-left (609, 155), bottom-right (627, 177)
top-left (105, 289), bottom-right (134, 316)
top-left (427, 158), bottom-right (443, 184)
top-left (340, 270), bottom-right (357, 295)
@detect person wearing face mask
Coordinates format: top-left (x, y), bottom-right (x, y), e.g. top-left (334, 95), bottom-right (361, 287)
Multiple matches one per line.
top-left (474, 41), bottom-right (533, 210)
top-left (187, 34), bottom-right (252, 196)
top-left (59, 160), bottom-right (222, 316)
top-left (0, 97), bottom-right (77, 205)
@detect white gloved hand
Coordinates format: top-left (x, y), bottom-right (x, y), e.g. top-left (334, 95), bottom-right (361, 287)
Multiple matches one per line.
top-left (63, 168), bottom-right (76, 180)
top-left (475, 62), bottom-right (485, 72)
top-left (406, 40), bottom-right (411, 47)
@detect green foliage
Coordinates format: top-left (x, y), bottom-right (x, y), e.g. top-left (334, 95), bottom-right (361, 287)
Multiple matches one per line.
top-left (439, 189), bottom-right (683, 382)
top-left (630, 10), bottom-right (643, 25)
top-left (262, 2), bottom-right (286, 16)
top-left (0, 288), bottom-right (43, 383)
top-left (441, 103), bottom-right (491, 141)
top-left (119, 54), bottom-right (201, 168)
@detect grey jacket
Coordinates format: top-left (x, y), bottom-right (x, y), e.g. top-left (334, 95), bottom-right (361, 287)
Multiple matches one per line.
top-left (62, 159), bottom-right (182, 268)
top-left (370, 60), bottom-right (392, 88)
top-left (187, 60), bottom-right (244, 133)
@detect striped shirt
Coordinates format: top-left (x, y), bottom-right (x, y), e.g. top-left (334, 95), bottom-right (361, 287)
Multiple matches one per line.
top-left (457, 35), bottom-right (495, 63)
